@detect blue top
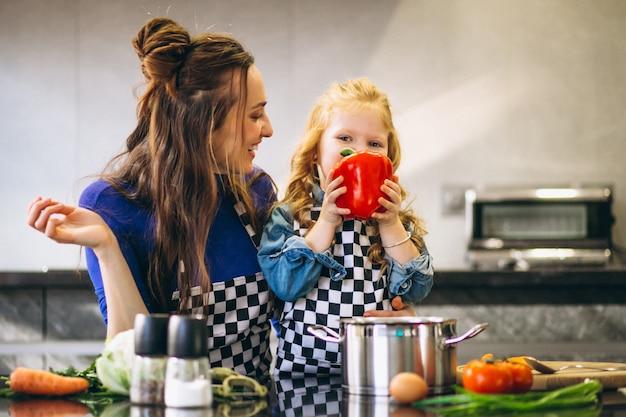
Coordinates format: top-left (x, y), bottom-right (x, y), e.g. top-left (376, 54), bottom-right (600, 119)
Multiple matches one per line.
top-left (257, 185), bottom-right (434, 304)
top-left (79, 168), bottom-right (276, 324)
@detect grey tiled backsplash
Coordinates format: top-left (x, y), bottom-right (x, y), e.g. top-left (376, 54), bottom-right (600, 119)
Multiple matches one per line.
top-left (0, 289), bottom-right (43, 343)
top-left (0, 287), bottom-right (105, 374)
top-left (416, 304), bottom-right (626, 364)
top-left (46, 289), bottom-right (105, 339)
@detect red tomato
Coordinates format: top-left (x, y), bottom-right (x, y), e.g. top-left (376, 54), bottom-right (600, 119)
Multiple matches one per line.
top-left (462, 359), bottom-right (513, 394)
top-left (502, 361), bottom-right (534, 393)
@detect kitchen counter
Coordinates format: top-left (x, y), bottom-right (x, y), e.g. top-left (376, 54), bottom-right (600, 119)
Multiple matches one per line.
top-left (2, 267), bottom-right (626, 372)
top-left (3, 265), bottom-right (626, 291)
top-left (1, 375), bottom-right (626, 417)
top-left (423, 263), bottom-right (626, 305)
top-left (0, 270), bottom-right (91, 288)
top-left (2, 269), bottom-right (626, 414)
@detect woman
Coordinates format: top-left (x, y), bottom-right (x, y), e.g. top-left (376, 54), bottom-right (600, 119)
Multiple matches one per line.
top-left (27, 17), bottom-right (275, 381)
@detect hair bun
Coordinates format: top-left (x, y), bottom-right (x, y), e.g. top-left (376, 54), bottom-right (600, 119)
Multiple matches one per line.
top-left (133, 18), bottom-right (191, 89)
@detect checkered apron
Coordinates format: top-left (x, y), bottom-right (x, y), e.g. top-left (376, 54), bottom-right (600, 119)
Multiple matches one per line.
top-left (275, 207), bottom-right (392, 374)
top-left (275, 376), bottom-right (342, 417)
top-left (171, 200), bottom-right (272, 382)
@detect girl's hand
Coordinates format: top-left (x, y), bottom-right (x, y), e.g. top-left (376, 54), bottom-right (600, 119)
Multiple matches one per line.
top-left (371, 176), bottom-right (402, 227)
top-left (304, 172), bottom-right (351, 252)
top-left (27, 196), bottom-right (114, 249)
top-left (318, 172), bottom-right (351, 227)
top-left (364, 302), bottom-right (417, 318)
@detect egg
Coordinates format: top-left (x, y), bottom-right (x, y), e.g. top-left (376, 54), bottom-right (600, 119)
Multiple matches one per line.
top-left (389, 372), bottom-right (429, 404)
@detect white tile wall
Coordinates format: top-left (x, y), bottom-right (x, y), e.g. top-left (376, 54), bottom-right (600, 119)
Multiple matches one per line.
top-left (2, 1), bottom-right (626, 272)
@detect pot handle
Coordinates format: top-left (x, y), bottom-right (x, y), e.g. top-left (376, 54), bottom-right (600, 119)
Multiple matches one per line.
top-left (306, 324), bottom-right (341, 343)
top-left (443, 322), bottom-right (489, 346)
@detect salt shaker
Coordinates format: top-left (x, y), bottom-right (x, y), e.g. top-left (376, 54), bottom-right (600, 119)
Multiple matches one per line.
top-left (130, 313), bottom-right (169, 405)
top-left (164, 315), bottom-right (212, 408)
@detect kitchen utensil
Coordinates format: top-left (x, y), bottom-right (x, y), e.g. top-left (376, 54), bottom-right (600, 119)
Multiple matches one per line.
top-left (307, 317), bottom-right (488, 395)
top-left (524, 357), bottom-right (626, 374)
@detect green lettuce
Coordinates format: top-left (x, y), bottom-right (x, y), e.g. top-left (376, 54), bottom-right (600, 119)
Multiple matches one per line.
top-left (94, 329), bottom-right (135, 396)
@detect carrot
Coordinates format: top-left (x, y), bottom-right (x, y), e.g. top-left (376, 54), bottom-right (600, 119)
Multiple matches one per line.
top-left (9, 398), bottom-right (89, 417)
top-left (9, 367), bottom-right (90, 396)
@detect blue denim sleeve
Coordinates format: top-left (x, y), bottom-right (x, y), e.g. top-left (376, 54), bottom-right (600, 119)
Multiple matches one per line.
top-left (386, 246), bottom-right (434, 305)
top-left (258, 205), bottom-right (346, 302)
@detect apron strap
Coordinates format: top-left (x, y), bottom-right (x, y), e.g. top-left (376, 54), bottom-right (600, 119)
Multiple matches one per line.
top-left (233, 200), bottom-right (261, 250)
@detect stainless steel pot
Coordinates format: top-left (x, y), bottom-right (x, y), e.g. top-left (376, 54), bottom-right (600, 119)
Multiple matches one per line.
top-left (308, 317), bottom-right (488, 395)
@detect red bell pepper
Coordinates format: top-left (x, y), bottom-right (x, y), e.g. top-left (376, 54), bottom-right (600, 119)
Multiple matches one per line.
top-left (331, 148), bottom-right (393, 220)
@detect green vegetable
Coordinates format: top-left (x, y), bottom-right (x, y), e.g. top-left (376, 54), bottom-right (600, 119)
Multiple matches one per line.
top-left (414, 379), bottom-right (603, 416)
top-left (94, 329), bottom-right (135, 396)
top-left (52, 361), bottom-right (102, 392)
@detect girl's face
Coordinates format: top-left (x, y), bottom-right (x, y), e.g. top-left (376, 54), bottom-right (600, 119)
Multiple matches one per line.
top-left (212, 65), bottom-right (273, 174)
top-left (316, 108), bottom-right (389, 189)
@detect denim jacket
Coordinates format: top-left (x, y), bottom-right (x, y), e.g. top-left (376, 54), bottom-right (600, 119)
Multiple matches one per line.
top-left (257, 186), bottom-right (434, 304)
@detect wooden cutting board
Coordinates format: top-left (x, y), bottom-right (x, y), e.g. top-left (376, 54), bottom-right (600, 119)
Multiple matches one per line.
top-left (456, 361), bottom-right (626, 391)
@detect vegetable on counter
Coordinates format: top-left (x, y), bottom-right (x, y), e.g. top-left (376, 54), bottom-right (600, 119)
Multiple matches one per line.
top-left (462, 353), bottom-right (533, 394)
top-left (0, 328), bottom-right (268, 415)
top-left (331, 148), bottom-right (393, 220)
top-left (8, 368), bottom-right (90, 396)
top-left (414, 379), bottom-right (602, 416)
top-left (504, 359), bottom-right (534, 393)
top-left (94, 329), bottom-right (135, 396)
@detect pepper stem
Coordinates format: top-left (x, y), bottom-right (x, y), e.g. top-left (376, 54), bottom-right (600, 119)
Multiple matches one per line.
top-left (340, 148), bottom-right (355, 157)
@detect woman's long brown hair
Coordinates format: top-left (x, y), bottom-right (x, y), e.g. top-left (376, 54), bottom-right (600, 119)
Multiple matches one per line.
top-left (100, 17), bottom-right (264, 312)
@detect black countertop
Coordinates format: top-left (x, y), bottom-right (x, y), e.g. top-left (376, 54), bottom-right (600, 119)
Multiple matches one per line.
top-left (1, 376), bottom-right (625, 417)
top-left (0, 270), bottom-right (91, 288)
top-left (3, 265), bottom-right (626, 288)
top-left (424, 264), bottom-right (626, 305)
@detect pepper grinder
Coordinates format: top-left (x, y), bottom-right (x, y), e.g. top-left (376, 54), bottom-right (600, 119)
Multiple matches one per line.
top-left (130, 313), bottom-right (169, 405)
top-left (164, 315), bottom-right (212, 408)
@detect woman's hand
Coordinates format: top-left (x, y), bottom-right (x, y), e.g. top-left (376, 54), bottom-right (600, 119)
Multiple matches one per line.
top-left (371, 176), bottom-right (402, 227)
top-left (27, 196), bottom-right (114, 249)
top-left (28, 196), bottom-right (148, 339)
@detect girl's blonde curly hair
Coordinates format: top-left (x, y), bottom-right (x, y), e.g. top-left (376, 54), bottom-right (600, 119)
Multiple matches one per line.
top-left (280, 77), bottom-right (427, 268)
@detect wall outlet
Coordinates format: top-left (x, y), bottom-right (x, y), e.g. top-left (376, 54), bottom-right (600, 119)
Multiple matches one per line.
top-left (441, 185), bottom-right (469, 215)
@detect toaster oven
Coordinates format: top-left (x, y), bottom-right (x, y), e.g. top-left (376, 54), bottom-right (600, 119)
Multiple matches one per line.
top-left (465, 187), bottom-right (614, 269)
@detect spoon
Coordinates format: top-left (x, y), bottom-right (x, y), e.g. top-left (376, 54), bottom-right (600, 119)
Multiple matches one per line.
top-left (524, 357), bottom-right (626, 374)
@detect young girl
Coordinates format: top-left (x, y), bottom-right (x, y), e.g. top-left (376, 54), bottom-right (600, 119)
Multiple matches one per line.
top-left (258, 77), bottom-right (434, 375)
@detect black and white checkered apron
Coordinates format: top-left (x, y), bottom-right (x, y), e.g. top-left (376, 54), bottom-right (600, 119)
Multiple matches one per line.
top-left (274, 375), bottom-right (342, 417)
top-left (171, 200), bottom-right (272, 383)
top-left (275, 207), bottom-right (392, 375)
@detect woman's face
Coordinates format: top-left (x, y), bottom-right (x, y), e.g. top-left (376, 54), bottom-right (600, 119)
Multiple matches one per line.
top-left (316, 108), bottom-right (389, 189)
top-left (212, 65), bottom-right (273, 174)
